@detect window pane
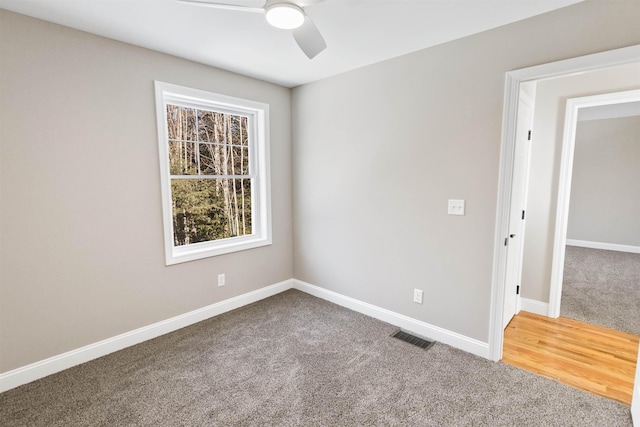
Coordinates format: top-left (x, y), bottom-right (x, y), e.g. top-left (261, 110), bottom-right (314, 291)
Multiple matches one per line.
top-left (197, 144), bottom-right (249, 176)
top-left (197, 109), bottom-right (249, 146)
top-left (232, 146), bottom-right (249, 175)
top-left (169, 141), bottom-right (199, 175)
top-left (171, 178), bottom-right (252, 246)
top-left (197, 109), bottom-right (219, 143)
top-left (232, 115), bottom-right (249, 147)
top-left (198, 143), bottom-right (221, 175)
top-left (166, 105), bottom-right (197, 141)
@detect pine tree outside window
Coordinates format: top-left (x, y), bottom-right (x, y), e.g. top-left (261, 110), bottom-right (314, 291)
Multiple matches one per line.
top-left (154, 82), bottom-right (271, 265)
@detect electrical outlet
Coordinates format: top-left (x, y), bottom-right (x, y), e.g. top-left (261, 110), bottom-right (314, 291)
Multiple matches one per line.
top-left (448, 199), bottom-right (465, 216)
top-left (413, 289), bottom-right (423, 304)
top-left (218, 273), bottom-right (225, 287)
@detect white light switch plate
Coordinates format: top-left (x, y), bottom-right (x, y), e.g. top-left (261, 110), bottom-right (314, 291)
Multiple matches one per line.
top-left (413, 289), bottom-right (423, 304)
top-left (448, 199), bottom-right (465, 216)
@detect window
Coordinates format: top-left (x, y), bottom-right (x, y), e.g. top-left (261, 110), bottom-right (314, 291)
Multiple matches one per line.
top-left (154, 82), bottom-right (271, 265)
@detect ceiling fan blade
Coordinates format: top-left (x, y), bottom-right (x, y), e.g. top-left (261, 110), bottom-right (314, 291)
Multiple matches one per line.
top-left (177, 0), bottom-right (265, 14)
top-left (292, 16), bottom-right (326, 59)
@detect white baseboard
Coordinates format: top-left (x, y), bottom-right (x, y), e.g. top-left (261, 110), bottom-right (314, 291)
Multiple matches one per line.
top-left (0, 279), bottom-right (295, 393)
top-left (566, 239), bottom-right (640, 254)
top-left (1, 278), bottom-right (493, 393)
top-left (292, 279), bottom-right (489, 359)
top-left (520, 298), bottom-right (549, 317)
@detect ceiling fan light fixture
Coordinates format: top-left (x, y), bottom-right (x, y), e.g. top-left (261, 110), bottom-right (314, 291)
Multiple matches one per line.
top-left (265, 3), bottom-right (305, 30)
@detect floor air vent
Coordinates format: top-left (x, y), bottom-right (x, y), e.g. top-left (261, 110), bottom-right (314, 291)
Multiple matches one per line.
top-left (391, 330), bottom-right (435, 350)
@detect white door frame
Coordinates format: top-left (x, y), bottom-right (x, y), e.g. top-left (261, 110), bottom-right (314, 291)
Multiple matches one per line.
top-left (488, 44), bottom-right (640, 362)
top-left (548, 89), bottom-right (640, 318)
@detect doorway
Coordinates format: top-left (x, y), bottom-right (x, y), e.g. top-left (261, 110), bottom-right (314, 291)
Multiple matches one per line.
top-left (548, 90), bottom-right (640, 323)
top-left (489, 43), bottom-right (640, 361)
top-left (506, 88), bottom-right (640, 414)
top-left (490, 44), bottom-right (640, 423)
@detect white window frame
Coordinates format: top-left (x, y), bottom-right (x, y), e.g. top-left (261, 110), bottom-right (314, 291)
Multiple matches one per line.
top-left (154, 81), bottom-right (272, 265)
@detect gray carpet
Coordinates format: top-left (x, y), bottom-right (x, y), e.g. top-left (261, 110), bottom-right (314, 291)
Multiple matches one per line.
top-left (562, 246), bottom-right (640, 335)
top-left (0, 289), bottom-right (632, 426)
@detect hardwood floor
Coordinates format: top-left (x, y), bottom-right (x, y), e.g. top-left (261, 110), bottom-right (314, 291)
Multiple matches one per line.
top-left (502, 311), bottom-right (639, 405)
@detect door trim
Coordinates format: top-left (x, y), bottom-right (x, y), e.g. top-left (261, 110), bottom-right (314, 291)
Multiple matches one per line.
top-left (488, 44), bottom-right (640, 362)
top-left (548, 89), bottom-right (640, 318)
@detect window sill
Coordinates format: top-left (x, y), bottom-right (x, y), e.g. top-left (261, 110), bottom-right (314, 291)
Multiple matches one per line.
top-left (166, 236), bottom-right (272, 265)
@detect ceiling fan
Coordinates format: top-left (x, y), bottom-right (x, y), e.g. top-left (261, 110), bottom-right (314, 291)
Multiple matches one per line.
top-left (178, 0), bottom-right (328, 59)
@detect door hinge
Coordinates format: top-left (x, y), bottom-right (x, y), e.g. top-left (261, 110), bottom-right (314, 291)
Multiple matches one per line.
top-left (528, 130), bottom-right (532, 141)
top-left (516, 285), bottom-right (520, 295)
top-left (522, 210), bottom-right (525, 220)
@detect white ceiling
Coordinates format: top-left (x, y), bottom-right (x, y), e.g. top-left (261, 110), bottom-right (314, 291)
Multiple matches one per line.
top-left (0, 0), bottom-right (583, 88)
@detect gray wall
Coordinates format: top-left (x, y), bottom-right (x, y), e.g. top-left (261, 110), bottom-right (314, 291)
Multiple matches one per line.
top-left (292, 0), bottom-right (640, 343)
top-left (2, 0), bottom-right (640, 373)
top-left (521, 66), bottom-right (640, 302)
top-left (567, 116), bottom-right (640, 246)
top-left (0, 11), bottom-right (293, 373)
